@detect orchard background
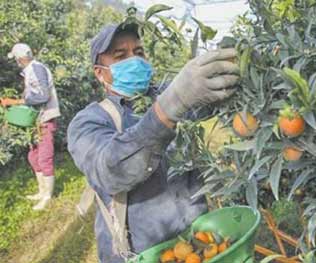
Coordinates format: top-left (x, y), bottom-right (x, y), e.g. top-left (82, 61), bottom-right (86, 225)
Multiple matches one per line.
top-left (1, 0), bottom-right (316, 262)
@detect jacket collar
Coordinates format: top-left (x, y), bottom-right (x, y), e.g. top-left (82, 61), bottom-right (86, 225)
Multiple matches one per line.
top-left (22, 59), bottom-right (36, 75)
top-left (106, 95), bottom-right (125, 107)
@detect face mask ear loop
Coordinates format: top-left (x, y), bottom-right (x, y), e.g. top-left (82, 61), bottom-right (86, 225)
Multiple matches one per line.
top-left (95, 65), bottom-right (110, 70)
top-left (95, 65), bottom-right (112, 91)
top-left (95, 65), bottom-right (111, 81)
top-left (103, 79), bottom-right (113, 91)
top-left (99, 76), bottom-right (113, 94)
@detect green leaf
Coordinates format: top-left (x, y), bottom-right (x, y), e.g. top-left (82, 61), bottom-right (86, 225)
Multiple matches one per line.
top-left (303, 250), bottom-right (316, 263)
top-left (308, 213), bottom-right (316, 247)
top-left (240, 47), bottom-right (252, 77)
top-left (287, 25), bottom-right (303, 51)
top-left (144, 21), bottom-right (162, 37)
top-left (255, 128), bottom-right (273, 159)
top-left (191, 28), bottom-right (199, 58)
top-left (285, 160), bottom-right (315, 171)
top-left (293, 56), bottom-right (306, 72)
top-left (282, 67), bottom-right (309, 91)
top-left (303, 111), bottom-right (316, 130)
top-left (249, 156), bottom-right (272, 180)
top-left (304, 202), bottom-right (316, 217)
top-left (277, 67), bottom-right (311, 109)
top-left (225, 139), bottom-right (255, 151)
top-left (276, 33), bottom-right (289, 48)
top-left (288, 170), bottom-right (312, 200)
top-left (246, 177), bottom-right (258, 209)
top-left (126, 7), bottom-right (137, 17)
top-left (191, 17), bottom-right (217, 42)
top-left (309, 72), bottom-right (316, 95)
top-left (260, 255), bottom-right (284, 263)
top-left (270, 99), bottom-right (287, 109)
top-left (250, 67), bottom-right (260, 90)
top-left (144, 4), bottom-right (173, 21)
top-left (218, 36), bottom-right (236, 48)
top-left (269, 155), bottom-right (284, 200)
top-left (156, 15), bottom-right (179, 34)
top-left (274, 67), bottom-right (308, 91)
top-left (263, 18), bottom-right (274, 35)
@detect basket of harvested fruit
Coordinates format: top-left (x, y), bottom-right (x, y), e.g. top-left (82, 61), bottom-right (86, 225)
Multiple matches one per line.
top-left (4, 105), bottom-right (38, 127)
top-left (129, 206), bottom-right (260, 263)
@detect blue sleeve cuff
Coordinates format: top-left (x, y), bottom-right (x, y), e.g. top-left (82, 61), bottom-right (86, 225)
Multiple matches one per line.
top-left (23, 91), bottom-right (49, 105)
top-left (131, 106), bottom-right (176, 151)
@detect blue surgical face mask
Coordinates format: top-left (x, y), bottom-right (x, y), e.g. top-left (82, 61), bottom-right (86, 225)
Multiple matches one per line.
top-left (96, 56), bottom-right (153, 97)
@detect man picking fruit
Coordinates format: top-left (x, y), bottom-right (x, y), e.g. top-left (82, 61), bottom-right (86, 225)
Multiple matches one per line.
top-left (67, 22), bottom-right (239, 262)
top-left (1, 43), bottom-right (60, 210)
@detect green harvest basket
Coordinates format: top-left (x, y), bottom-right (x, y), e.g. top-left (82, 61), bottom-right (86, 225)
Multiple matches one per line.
top-left (4, 105), bottom-right (38, 127)
top-left (129, 206), bottom-right (261, 263)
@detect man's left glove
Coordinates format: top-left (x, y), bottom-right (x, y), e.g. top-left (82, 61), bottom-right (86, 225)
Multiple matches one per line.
top-left (0, 98), bottom-right (23, 107)
top-left (157, 48), bottom-right (239, 122)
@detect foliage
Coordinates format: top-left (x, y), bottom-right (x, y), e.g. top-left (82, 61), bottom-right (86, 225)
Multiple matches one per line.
top-left (131, 93), bottom-right (153, 116)
top-left (0, 1), bottom-right (190, 167)
top-left (167, 120), bottom-right (207, 178)
top-left (212, 1), bottom-right (316, 248)
top-left (271, 199), bottom-right (301, 228)
top-left (152, 0), bottom-right (316, 255)
top-left (123, 5), bottom-right (191, 81)
top-left (205, 0), bottom-right (316, 255)
top-left (0, 123), bottom-right (36, 164)
top-left (0, 0), bottom-right (121, 166)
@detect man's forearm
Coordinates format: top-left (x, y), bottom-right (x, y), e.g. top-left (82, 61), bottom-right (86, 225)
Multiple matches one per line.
top-left (10, 98), bottom-right (25, 105)
top-left (68, 104), bottom-right (176, 195)
top-left (16, 99), bottom-right (25, 105)
top-left (153, 102), bottom-right (176, 129)
top-left (0, 98), bottom-right (25, 107)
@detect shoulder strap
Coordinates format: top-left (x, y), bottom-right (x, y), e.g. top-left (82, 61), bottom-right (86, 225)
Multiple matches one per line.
top-left (99, 99), bottom-right (122, 132)
top-left (97, 98), bottom-right (130, 257)
top-left (76, 98), bottom-right (130, 259)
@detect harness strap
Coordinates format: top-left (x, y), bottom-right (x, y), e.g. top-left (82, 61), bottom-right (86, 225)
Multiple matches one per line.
top-left (97, 98), bottom-right (129, 257)
top-left (77, 98), bottom-right (130, 258)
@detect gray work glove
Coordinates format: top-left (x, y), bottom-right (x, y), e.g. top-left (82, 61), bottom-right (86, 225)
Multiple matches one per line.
top-left (157, 48), bottom-right (239, 121)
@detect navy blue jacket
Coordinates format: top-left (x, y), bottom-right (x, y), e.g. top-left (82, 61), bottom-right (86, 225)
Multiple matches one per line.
top-left (67, 94), bottom-right (208, 262)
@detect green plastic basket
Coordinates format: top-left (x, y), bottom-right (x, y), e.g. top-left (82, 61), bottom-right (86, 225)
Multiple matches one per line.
top-left (129, 206), bottom-right (261, 263)
top-left (4, 105), bottom-right (38, 127)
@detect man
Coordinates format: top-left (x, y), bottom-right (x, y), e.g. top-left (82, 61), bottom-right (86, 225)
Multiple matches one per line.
top-left (1, 43), bottom-right (60, 210)
top-left (67, 23), bottom-right (239, 262)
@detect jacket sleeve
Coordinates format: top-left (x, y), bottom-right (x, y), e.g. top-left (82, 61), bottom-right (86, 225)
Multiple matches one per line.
top-left (67, 104), bottom-right (175, 195)
top-left (23, 64), bottom-right (51, 105)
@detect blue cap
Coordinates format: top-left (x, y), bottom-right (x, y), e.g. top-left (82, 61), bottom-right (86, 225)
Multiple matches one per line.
top-left (90, 22), bottom-right (139, 65)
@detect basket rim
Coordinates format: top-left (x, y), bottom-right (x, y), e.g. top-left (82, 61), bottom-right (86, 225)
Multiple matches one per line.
top-left (5, 105), bottom-right (39, 113)
top-left (135, 206), bottom-right (261, 263)
top-left (199, 206), bottom-right (261, 262)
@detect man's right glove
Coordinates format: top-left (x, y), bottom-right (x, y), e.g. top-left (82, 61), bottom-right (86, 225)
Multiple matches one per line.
top-left (0, 98), bottom-right (23, 107)
top-left (157, 48), bottom-right (239, 121)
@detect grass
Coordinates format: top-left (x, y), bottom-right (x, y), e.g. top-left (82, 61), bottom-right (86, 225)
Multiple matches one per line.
top-left (0, 152), bottom-right (97, 263)
top-left (37, 210), bottom-right (97, 263)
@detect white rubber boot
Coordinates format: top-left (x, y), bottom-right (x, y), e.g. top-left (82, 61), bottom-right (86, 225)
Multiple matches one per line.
top-left (26, 172), bottom-right (44, 200)
top-left (33, 176), bottom-right (55, 211)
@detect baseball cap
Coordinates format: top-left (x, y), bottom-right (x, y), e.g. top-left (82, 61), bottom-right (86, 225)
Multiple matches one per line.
top-left (90, 22), bottom-right (139, 65)
top-left (8, 43), bottom-right (33, 59)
